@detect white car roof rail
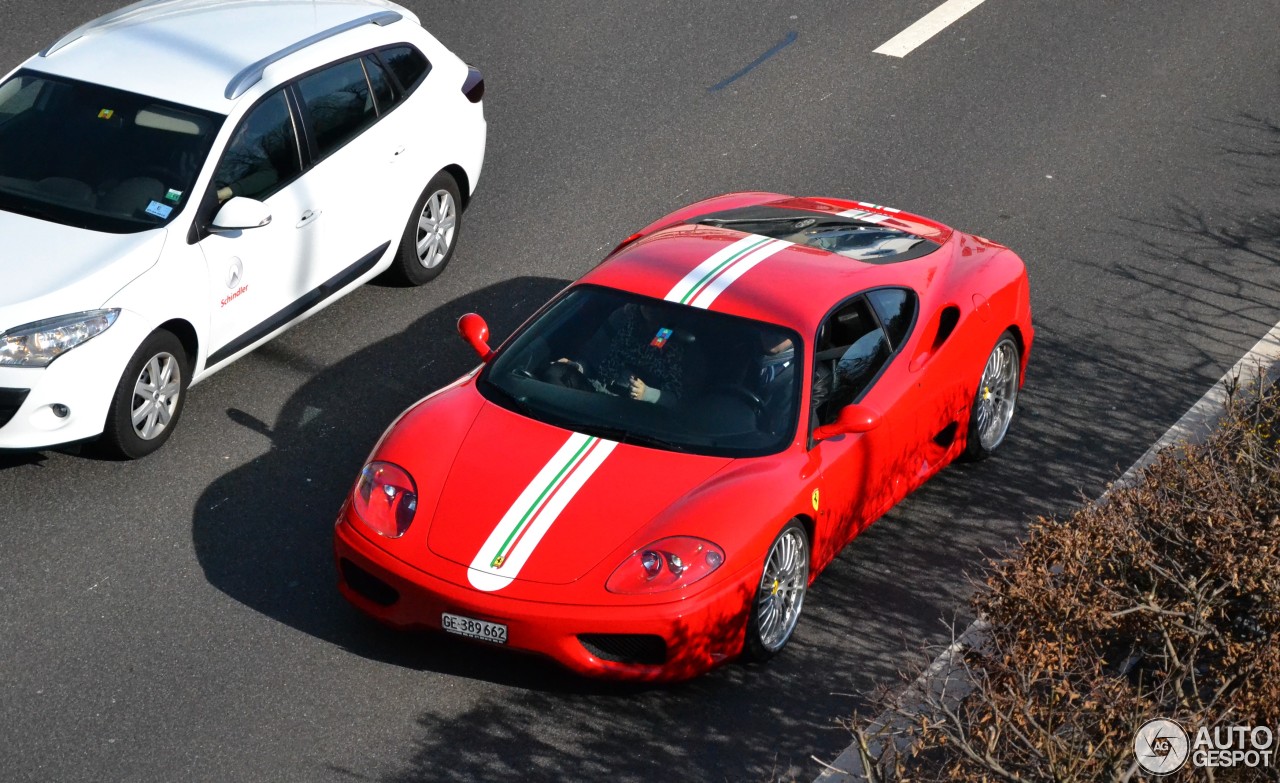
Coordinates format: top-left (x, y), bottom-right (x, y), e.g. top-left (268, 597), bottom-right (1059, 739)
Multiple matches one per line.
top-left (223, 10), bottom-right (401, 100)
top-left (41, 0), bottom-right (403, 102)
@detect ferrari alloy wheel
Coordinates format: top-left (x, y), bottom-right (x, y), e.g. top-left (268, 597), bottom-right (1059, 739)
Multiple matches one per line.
top-left (391, 171), bottom-right (462, 286)
top-left (744, 520), bottom-right (810, 662)
top-left (966, 331), bottom-right (1020, 460)
top-left (99, 329), bottom-right (190, 459)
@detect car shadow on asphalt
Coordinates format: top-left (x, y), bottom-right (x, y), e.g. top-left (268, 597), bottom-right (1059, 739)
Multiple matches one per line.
top-left (189, 275), bottom-right (626, 691)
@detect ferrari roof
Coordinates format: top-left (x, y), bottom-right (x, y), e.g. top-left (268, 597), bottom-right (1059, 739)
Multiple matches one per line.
top-left (581, 202), bottom-right (958, 336)
top-left (26, 0), bottom-right (415, 112)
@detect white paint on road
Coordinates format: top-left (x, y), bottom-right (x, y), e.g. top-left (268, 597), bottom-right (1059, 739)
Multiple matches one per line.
top-left (873, 0), bottom-right (989, 58)
top-left (815, 317), bottom-right (1280, 781)
top-left (1110, 318), bottom-right (1280, 491)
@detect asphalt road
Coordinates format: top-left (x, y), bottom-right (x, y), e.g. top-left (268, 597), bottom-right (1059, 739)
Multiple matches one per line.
top-left (2, 1), bottom-right (1279, 781)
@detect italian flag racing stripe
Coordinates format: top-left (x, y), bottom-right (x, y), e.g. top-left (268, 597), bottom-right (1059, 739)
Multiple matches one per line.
top-left (838, 201), bottom-right (900, 224)
top-left (664, 234), bottom-right (791, 309)
top-left (468, 432), bottom-right (618, 592)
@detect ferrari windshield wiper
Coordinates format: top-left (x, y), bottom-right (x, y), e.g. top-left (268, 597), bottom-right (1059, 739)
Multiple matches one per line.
top-left (485, 382), bottom-right (535, 418)
top-left (581, 424), bottom-right (691, 453)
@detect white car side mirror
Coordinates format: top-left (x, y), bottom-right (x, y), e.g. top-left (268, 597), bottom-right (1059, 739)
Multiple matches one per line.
top-left (211, 197), bottom-right (272, 231)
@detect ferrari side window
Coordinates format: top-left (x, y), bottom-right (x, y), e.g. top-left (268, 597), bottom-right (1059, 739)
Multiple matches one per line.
top-left (812, 298), bottom-right (891, 426)
top-left (866, 288), bottom-right (917, 349)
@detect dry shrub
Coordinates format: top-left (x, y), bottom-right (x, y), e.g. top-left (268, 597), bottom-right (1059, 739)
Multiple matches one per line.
top-left (865, 378), bottom-right (1280, 782)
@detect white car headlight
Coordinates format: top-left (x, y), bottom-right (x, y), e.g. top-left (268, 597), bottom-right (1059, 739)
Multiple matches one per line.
top-left (0, 310), bottom-right (120, 367)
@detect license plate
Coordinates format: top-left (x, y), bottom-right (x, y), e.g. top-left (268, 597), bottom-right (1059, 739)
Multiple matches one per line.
top-left (441, 612), bottom-right (507, 645)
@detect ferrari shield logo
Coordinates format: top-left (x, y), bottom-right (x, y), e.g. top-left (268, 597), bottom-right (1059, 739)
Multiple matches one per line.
top-left (811, 489), bottom-right (820, 511)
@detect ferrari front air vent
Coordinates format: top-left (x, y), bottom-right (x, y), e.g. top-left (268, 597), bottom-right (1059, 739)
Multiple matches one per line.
top-left (340, 558), bottom-right (400, 607)
top-left (578, 634), bottom-right (666, 666)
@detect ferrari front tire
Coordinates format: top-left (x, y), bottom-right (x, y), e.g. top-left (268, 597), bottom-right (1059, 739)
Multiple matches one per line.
top-left (965, 330), bottom-right (1020, 460)
top-left (743, 519), bottom-right (810, 662)
top-left (389, 171), bottom-right (462, 286)
top-left (98, 329), bottom-right (189, 460)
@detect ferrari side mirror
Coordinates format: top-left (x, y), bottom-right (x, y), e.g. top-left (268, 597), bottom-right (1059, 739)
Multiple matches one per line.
top-left (457, 312), bottom-right (495, 362)
top-left (814, 403), bottom-right (881, 441)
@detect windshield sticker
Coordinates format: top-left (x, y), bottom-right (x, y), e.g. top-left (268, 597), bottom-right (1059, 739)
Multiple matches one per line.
top-left (664, 233), bottom-right (792, 309)
top-left (164, 188), bottom-right (183, 203)
top-left (649, 327), bottom-right (673, 348)
top-left (468, 432), bottom-right (618, 592)
top-left (145, 200), bottom-right (173, 219)
top-left (97, 108), bottom-right (114, 120)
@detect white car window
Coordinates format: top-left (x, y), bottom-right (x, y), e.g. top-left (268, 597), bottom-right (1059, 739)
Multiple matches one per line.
top-left (0, 72), bottom-right (221, 232)
top-left (212, 90), bottom-right (301, 203)
top-left (297, 59), bottom-right (376, 158)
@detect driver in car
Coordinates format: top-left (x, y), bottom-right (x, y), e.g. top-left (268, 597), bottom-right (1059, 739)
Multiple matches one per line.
top-left (552, 303), bottom-right (688, 405)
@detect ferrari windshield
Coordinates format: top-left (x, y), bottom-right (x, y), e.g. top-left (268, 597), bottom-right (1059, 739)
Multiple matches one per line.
top-left (479, 286), bottom-right (803, 458)
top-left (0, 71), bottom-right (222, 233)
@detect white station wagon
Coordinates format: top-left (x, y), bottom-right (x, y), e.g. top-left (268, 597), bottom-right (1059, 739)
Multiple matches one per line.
top-left (0, 0), bottom-right (486, 457)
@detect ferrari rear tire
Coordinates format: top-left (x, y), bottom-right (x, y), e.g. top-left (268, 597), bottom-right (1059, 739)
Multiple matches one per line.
top-left (743, 519), bottom-right (810, 662)
top-left (98, 329), bottom-right (190, 460)
top-left (964, 330), bottom-right (1020, 461)
top-left (389, 171), bottom-right (462, 286)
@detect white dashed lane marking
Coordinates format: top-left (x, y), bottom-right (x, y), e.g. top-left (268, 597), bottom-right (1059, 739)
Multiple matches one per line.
top-left (873, 0), bottom-right (990, 58)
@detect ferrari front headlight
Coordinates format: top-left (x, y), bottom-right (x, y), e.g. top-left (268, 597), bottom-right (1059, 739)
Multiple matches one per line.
top-left (352, 461), bottom-right (418, 539)
top-left (605, 537), bottom-right (725, 594)
top-left (0, 310), bottom-right (120, 367)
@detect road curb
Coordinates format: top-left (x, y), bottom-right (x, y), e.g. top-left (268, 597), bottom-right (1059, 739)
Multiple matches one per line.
top-left (814, 319), bottom-right (1280, 782)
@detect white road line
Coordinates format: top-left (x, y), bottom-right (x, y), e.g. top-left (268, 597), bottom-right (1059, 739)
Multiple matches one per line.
top-left (873, 0), bottom-right (988, 58)
top-left (814, 318), bottom-right (1280, 782)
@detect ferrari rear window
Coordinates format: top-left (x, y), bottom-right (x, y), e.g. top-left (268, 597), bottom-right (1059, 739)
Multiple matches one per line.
top-left (690, 206), bottom-right (939, 264)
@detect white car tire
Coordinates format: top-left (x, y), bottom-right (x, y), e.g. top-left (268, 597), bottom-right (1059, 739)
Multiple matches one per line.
top-left (390, 171), bottom-right (463, 286)
top-left (98, 330), bottom-right (190, 459)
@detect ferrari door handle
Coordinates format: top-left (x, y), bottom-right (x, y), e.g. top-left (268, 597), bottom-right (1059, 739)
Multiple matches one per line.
top-left (392, 145), bottom-right (406, 157)
top-left (297, 209), bottom-right (322, 228)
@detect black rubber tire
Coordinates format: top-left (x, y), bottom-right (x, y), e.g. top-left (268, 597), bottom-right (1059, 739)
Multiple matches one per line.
top-left (743, 519), bottom-right (810, 663)
top-left (97, 330), bottom-right (190, 460)
top-left (388, 171), bottom-right (463, 286)
top-left (963, 330), bottom-right (1021, 462)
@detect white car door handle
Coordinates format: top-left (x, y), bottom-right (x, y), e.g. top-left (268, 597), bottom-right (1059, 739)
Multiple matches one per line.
top-left (297, 209), bottom-right (322, 228)
top-left (393, 145), bottom-right (406, 157)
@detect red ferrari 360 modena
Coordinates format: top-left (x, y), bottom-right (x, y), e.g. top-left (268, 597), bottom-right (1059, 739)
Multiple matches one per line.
top-left (334, 192), bottom-right (1033, 681)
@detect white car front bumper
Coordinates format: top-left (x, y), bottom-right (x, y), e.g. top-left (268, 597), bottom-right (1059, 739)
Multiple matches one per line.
top-left (0, 310), bottom-right (151, 450)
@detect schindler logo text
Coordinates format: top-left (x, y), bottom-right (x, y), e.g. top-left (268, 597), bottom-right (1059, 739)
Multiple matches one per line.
top-left (221, 285), bottom-right (248, 307)
top-left (1135, 718), bottom-right (1276, 774)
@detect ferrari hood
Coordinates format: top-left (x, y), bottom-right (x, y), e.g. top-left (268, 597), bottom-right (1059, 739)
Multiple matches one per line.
top-left (426, 402), bottom-right (731, 591)
top-left (0, 210), bottom-right (166, 329)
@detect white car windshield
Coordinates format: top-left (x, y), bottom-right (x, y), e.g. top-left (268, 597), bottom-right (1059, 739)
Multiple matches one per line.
top-left (479, 285), bottom-right (804, 458)
top-left (0, 71), bottom-right (222, 233)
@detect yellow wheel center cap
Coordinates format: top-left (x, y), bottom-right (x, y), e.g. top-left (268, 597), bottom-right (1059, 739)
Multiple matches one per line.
top-left (982, 386), bottom-right (992, 401)
top-left (771, 579), bottom-right (780, 595)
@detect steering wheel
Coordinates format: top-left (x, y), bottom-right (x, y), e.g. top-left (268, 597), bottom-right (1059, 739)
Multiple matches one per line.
top-left (710, 383), bottom-right (764, 413)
